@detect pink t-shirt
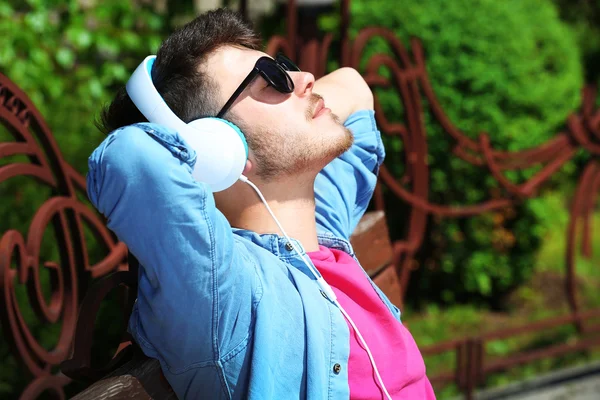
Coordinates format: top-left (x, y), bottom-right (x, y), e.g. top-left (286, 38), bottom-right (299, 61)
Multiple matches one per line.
top-left (308, 245), bottom-right (436, 399)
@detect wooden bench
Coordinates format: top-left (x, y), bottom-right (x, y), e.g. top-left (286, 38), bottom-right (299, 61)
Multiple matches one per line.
top-left (0, 63), bottom-right (402, 400)
top-left (61, 211), bottom-right (399, 399)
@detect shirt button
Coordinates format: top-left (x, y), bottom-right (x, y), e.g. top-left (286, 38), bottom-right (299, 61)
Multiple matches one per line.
top-left (333, 363), bottom-right (342, 374)
top-left (285, 242), bottom-right (294, 251)
top-left (320, 290), bottom-right (328, 300)
top-left (178, 147), bottom-right (188, 159)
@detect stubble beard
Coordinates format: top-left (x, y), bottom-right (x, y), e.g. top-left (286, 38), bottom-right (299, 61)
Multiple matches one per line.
top-left (238, 94), bottom-right (355, 182)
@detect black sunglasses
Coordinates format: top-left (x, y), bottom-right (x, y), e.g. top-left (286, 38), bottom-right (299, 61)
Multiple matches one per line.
top-left (216, 53), bottom-right (300, 118)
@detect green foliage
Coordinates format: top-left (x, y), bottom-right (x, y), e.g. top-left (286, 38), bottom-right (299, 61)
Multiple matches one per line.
top-left (338, 0), bottom-right (585, 304)
top-left (531, 191), bottom-right (600, 281)
top-left (0, 0), bottom-right (595, 397)
top-left (0, 0), bottom-right (171, 396)
top-left (552, 0), bottom-right (600, 82)
top-left (406, 258), bottom-right (600, 398)
top-left (0, 0), bottom-right (165, 170)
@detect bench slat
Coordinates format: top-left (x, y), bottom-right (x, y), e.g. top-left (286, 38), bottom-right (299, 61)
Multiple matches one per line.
top-left (67, 210), bottom-right (398, 398)
top-left (349, 210), bottom-right (393, 277)
top-left (71, 347), bottom-right (176, 400)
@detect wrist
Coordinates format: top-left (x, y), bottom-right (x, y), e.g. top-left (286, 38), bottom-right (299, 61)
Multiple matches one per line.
top-left (314, 68), bottom-right (373, 122)
top-left (342, 68), bottom-right (374, 114)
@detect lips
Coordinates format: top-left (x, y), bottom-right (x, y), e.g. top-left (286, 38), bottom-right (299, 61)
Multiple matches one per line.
top-left (313, 98), bottom-right (325, 118)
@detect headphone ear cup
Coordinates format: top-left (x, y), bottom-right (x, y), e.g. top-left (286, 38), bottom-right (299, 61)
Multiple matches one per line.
top-left (212, 118), bottom-right (249, 154)
top-left (126, 56), bottom-right (248, 191)
top-left (178, 118), bottom-right (249, 192)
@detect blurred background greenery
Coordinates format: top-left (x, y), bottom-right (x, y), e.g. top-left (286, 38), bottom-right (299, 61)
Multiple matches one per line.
top-left (1, 0), bottom-right (600, 398)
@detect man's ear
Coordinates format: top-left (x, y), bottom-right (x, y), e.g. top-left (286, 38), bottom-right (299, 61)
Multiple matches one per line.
top-left (243, 159), bottom-right (253, 175)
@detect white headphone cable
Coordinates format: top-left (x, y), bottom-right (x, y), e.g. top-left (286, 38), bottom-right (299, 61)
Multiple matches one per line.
top-left (337, 302), bottom-right (393, 400)
top-left (240, 175), bottom-right (393, 400)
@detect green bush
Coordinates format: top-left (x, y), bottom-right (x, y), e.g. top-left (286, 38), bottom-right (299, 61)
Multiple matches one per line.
top-left (339, 0), bottom-right (584, 304)
top-left (552, 0), bottom-right (600, 82)
top-left (0, 0), bottom-right (170, 396)
top-left (0, 0), bottom-right (166, 169)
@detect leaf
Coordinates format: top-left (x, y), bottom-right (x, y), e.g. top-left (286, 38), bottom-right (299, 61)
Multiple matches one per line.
top-left (0, 3), bottom-right (13, 18)
top-left (24, 11), bottom-right (47, 33)
top-left (56, 47), bottom-right (75, 68)
top-left (73, 29), bottom-right (92, 49)
top-left (88, 78), bottom-right (104, 98)
top-left (477, 273), bottom-right (492, 296)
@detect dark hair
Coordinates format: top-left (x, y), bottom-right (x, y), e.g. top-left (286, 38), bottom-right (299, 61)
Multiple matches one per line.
top-left (96, 8), bottom-right (261, 134)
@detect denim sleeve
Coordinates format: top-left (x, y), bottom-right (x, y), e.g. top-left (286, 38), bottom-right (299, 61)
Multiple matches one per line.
top-left (86, 124), bottom-right (259, 383)
top-left (315, 110), bottom-right (385, 240)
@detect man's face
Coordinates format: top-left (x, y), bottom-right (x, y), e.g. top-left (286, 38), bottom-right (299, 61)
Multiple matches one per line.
top-left (205, 46), bottom-right (353, 181)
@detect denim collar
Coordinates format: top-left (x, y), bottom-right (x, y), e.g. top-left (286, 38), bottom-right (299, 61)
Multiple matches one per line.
top-left (231, 227), bottom-right (355, 261)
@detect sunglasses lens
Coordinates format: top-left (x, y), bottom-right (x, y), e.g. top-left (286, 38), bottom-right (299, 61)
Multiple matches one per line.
top-left (259, 59), bottom-right (294, 93)
top-left (276, 53), bottom-right (300, 72)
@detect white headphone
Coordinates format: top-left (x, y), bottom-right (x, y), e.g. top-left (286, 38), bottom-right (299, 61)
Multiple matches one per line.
top-left (126, 55), bottom-right (248, 192)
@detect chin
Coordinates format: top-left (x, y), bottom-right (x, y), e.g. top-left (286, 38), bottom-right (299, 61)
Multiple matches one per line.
top-left (320, 126), bottom-right (354, 163)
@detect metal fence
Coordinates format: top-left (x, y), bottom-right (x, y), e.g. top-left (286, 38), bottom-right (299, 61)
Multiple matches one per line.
top-left (1, 0), bottom-right (600, 398)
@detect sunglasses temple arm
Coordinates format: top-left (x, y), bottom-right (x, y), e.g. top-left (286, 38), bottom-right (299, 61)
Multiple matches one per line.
top-left (217, 69), bottom-right (259, 118)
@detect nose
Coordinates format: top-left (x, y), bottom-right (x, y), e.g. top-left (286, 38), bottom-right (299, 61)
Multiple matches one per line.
top-left (290, 71), bottom-right (315, 98)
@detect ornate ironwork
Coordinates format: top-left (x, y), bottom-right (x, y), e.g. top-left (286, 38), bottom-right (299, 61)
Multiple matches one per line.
top-left (0, 73), bottom-right (128, 399)
top-left (270, 0), bottom-right (600, 397)
top-left (270, 0), bottom-right (600, 316)
top-left (352, 34), bottom-right (599, 319)
top-left (2, 0), bottom-right (600, 398)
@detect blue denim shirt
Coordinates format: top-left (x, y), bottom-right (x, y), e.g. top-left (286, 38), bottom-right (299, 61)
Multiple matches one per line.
top-left (87, 110), bottom-right (401, 399)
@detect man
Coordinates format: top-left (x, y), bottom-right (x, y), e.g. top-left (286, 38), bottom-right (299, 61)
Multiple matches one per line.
top-left (88, 8), bottom-right (435, 400)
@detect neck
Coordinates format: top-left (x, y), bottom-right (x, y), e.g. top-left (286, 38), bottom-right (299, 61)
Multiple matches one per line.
top-left (215, 175), bottom-right (320, 252)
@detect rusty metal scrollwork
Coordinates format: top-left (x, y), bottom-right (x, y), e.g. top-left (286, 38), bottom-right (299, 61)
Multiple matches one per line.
top-left (344, 25), bottom-right (600, 396)
top-left (268, 0), bottom-right (599, 338)
top-left (0, 73), bottom-right (128, 399)
top-left (349, 30), bottom-right (600, 319)
top-left (3, 0), bottom-right (600, 396)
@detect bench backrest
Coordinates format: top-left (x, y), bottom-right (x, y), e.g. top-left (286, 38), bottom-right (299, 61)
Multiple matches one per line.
top-left (0, 66), bottom-right (400, 399)
top-left (64, 211), bottom-right (395, 399)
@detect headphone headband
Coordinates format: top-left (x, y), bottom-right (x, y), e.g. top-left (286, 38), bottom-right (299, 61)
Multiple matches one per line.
top-left (126, 56), bottom-right (189, 133)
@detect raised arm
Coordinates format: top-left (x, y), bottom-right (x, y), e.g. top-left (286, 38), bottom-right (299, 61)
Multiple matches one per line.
top-left (313, 67), bottom-right (374, 122)
top-left (87, 123), bottom-right (259, 387)
top-left (313, 69), bottom-right (385, 240)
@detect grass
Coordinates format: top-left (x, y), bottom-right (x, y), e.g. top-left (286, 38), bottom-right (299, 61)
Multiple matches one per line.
top-left (534, 191), bottom-right (600, 280)
top-left (404, 191), bottom-right (600, 399)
